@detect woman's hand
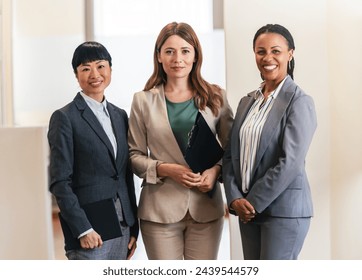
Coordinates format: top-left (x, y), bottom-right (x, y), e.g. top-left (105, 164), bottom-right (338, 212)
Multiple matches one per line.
top-left (231, 198), bottom-right (256, 223)
top-left (157, 163), bottom-right (202, 188)
top-left (126, 236), bottom-right (137, 259)
top-left (79, 230), bottom-right (103, 249)
top-left (196, 165), bottom-right (221, 193)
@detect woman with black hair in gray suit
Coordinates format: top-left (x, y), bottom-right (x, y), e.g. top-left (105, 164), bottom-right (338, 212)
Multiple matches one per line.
top-left (223, 24), bottom-right (317, 260)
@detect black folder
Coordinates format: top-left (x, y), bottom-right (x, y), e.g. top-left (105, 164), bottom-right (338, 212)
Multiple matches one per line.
top-left (185, 112), bottom-right (224, 174)
top-left (58, 198), bottom-right (122, 251)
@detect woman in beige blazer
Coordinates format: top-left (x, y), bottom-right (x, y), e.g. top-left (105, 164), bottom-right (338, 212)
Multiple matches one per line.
top-left (128, 22), bottom-right (233, 260)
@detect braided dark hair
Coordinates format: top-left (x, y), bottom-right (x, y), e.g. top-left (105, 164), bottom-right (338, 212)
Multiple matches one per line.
top-left (253, 24), bottom-right (295, 80)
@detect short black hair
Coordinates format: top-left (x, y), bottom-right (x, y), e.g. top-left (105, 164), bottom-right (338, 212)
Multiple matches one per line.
top-left (71, 41), bottom-right (112, 73)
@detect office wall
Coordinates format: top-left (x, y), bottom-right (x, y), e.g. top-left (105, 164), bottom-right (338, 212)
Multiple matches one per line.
top-left (224, 0), bottom-right (362, 259)
top-left (327, 0), bottom-right (362, 259)
top-left (12, 0), bottom-right (85, 126)
top-left (0, 127), bottom-right (53, 259)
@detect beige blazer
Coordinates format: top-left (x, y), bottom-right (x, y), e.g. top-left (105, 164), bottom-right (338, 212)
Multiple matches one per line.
top-left (128, 85), bottom-right (234, 223)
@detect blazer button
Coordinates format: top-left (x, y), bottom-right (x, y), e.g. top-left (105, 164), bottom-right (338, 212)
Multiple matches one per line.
top-left (113, 175), bottom-right (119, 180)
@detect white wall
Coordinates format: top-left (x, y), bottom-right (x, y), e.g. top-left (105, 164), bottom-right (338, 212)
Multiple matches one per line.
top-left (224, 0), bottom-right (362, 259)
top-left (12, 0), bottom-right (85, 126)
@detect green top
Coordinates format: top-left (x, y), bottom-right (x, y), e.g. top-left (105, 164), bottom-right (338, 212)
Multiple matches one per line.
top-left (166, 97), bottom-right (198, 154)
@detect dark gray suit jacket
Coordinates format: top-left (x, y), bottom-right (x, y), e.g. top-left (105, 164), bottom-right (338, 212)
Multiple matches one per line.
top-left (223, 76), bottom-right (317, 218)
top-left (48, 93), bottom-right (138, 239)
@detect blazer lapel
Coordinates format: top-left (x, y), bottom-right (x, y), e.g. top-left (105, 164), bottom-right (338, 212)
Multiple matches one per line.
top-left (253, 77), bottom-right (296, 169)
top-left (158, 85), bottom-right (188, 162)
top-left (231, 93), bottom-right (256, 185)
top-left (234, 93), bottom-right (256, 134)
top-left (74, 93), bottom-right (116, 160)
top-left (107, 103), bottom-right (127, 166)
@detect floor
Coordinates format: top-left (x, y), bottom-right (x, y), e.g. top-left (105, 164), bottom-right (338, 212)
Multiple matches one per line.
top-left (52, 213), bottom-right (231, 260)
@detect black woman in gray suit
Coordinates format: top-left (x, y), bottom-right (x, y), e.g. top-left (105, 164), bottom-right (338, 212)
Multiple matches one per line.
top-left (223, 24), bottom-right (317, 260)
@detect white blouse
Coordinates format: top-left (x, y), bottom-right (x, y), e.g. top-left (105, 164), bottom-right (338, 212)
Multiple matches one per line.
top-left (239, 77), bottom-right (287, 193)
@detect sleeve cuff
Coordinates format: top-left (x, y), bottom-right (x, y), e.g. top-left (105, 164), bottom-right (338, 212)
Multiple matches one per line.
top-left (146, 160), bottom-right (164, 184)
top-left (78, 228), bottom-right (93, 239)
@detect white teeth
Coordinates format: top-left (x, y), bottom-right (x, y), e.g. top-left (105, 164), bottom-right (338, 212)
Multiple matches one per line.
top-left (91, 81), bottom-right (102, 86)
top-left (264, 65), bottom-right (277, 70)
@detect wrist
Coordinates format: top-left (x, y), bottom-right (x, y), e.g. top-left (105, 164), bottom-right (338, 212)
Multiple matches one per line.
top-left (215, 164), bottom-right (222, 182)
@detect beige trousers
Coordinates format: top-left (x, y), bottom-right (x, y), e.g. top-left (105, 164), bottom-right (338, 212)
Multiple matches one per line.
top-left (140, 211), bottom-right (224, 260)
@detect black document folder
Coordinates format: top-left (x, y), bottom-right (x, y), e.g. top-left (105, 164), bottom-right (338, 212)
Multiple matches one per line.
top-left (58, 198), bottom-right (122, 251)
top-left (185, 112), bottom-right (224, 174)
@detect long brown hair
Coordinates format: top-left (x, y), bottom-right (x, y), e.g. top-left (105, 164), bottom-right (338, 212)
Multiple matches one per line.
top-left (144, 22), bottom-right (223, 116)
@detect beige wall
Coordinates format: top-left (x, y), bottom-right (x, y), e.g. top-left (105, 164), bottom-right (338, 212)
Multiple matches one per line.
top-left (0, 127), bottom-right (53, 259)
top-left (327, 0), bottom-right (362, 259)
top-left (224, 0), bottom-right (362, 259)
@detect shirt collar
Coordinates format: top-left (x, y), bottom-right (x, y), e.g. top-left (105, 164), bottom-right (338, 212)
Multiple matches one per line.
top-left (256, 75), bottom-right (288, 100)
top-left (80, 91), bottom-right (109, 116)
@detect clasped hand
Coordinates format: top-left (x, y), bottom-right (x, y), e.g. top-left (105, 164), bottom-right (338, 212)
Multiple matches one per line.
top-left (157, 163), bottom-right (220, 193)
top-left (231, 198), bottom-right (256, 223)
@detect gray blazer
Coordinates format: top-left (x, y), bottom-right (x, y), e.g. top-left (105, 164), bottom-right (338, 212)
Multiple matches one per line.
top-left (128, 85), bottom-right (234, 223)
top-left (48, 93), bottom-right (139, 238)
top-left (223, 76), bottom-right (317, 218)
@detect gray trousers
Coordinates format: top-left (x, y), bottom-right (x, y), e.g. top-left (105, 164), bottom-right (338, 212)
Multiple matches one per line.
top-left (239, 215), bottom-right (310, 260)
